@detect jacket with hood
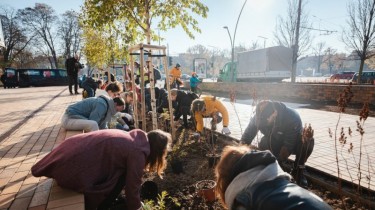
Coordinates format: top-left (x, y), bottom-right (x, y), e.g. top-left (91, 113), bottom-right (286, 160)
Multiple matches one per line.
top-left (225, 150), bottom-right (332, 210)
top-left (65, 95), bottom-right (116, 129)
top-left (31, 129), bottom-right (150, 210)
top-left (194, 96), bottom-right (229, 132)
top-left (241, 101), bottom-right (302, 153)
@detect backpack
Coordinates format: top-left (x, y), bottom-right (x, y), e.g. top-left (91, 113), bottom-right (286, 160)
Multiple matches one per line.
top-left (154, 68), bottom-right (161, 80)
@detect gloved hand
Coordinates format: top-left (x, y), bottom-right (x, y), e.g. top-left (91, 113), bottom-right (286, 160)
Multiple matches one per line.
top-left (221, 126), bottom-right (231, 135)
top-left (279, 146), bottom-right (290, 162)
top-left (123, 123), bottom-right (129, 131)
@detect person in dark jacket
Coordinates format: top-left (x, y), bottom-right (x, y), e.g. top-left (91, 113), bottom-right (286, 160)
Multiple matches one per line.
top-left (145, 87), bottom-right (169, 113)
top-left (170, 89), bottom-right (198, 127)
top-left (65, 54), bottom-right (83, 95)
top-left (241, 100), bottom-right (314, 187)
top-left (82, 77), bottom-right (103, 98)
top-left (215, 145), bottom-right (332, 210)
top-left (31, 129), bottom-right (171, 210)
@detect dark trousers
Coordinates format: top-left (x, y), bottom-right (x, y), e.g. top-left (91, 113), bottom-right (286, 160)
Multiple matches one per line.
top-left (258, 136), bottom-right (314, 169)
top-left (68, 74), bottom-right (78, 93)
top-left (96, 175), bottom-right (126, 210)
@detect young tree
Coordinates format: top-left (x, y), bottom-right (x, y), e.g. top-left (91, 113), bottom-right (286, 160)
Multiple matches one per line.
top-left (18, 3), bottom-right (59, 68)
top-left (312, 42), bottom-right (326, 74)
top-left (0, 6), bottom-right (33, 68)
top-left (81, 0), bottom-right (208, 46)
top-left (59, 10), bottom-right (82, 58)
top-left (342, 0), bottom-right (375, 83)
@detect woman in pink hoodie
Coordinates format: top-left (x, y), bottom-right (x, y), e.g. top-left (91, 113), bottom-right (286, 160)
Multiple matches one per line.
top-left (32, 129), bottom-right (170, 210)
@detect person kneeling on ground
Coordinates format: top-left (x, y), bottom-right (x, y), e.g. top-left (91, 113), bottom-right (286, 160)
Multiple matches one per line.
top-left (215, 145), bottom-right (332, 210)
top-left (191, 95), bottom-right (231, 135)
top-left (31, 129), bottom-right (171, 210)
top-left (170, 89), bottom-right (198, 127)
top-left (61, 96), bottom-right (125, 132)
top-left (241, 100), bottom-right (314, 187)
top-left (82, 77), bottom-right (103, 98)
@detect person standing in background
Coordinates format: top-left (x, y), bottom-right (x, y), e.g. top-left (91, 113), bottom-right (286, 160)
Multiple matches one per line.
top-left (65, 54), bottom-right (83, 95)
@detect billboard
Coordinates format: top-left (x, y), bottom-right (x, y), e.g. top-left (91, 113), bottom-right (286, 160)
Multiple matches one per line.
top-left (193, 58), bottom-right (207, 79)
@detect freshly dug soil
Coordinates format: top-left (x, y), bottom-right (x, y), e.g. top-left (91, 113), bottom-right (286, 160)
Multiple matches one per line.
top-left (143, 128), bottom-right (371, 210)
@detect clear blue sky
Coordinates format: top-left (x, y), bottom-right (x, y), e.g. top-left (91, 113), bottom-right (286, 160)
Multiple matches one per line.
top-left (1, 0), bottom-right (351, 55)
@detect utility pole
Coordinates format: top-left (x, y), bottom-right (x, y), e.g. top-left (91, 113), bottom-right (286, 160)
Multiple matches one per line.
top-left (291, 0), bottom-right (302, 83)
top-left (258, 36), bottom-right (268, 48)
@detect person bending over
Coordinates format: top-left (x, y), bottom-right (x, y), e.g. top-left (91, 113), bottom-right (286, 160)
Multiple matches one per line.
top-left (95, 81), bottom-right (123, 98)
top-left (215, 145), bottom-right (332, 210)
top-left (170, 89), bottom-right (198, 127)
top-left (82, 77), bottom-right (103, 98)
top-left (241, 100), bottom-right (314, 187)
top-left (62, 96), bottom-right (125, 132)
top-left (191, 95), bottom-right (230, 135)
top-left (32, 129), bottom-right (171, 210)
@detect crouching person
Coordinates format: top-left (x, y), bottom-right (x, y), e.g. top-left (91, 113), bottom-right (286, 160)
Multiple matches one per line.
top-left (191, 96), bottom-right (231, 135)
top-left (61, 96), bottom-right (125, 132)
top-left (241, 100), bottom-right (314, 187)
top-left (31, 129), bottom-right (171, 210)
top-left (170, 89), bottom-right (198, 127)
top-left (215, 146), bottom-right (332, 210)
top-left (82, 77), bottom-right (103, 98)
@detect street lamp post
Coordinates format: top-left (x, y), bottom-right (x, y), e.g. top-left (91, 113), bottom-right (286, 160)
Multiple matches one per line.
top-left (258, 36), bottom-right (268, 48)
top-left (223, 0), bottom-right (248, 82)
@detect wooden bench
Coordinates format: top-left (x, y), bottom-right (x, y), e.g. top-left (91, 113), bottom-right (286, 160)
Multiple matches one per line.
top-left (44, 130), bottom-right (85, 210)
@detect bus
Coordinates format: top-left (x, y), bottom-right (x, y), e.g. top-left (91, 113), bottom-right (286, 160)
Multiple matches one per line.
top-left (17, 69), bottom-right (69, 87)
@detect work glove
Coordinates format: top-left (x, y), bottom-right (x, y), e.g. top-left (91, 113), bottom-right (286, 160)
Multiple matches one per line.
top-left (279, 146), bottom-right (290, 162)
top-left (221, 126), bottom-right (231, 135)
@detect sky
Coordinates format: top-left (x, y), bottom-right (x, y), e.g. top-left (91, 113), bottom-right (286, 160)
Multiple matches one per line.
top-left (1, 0), bottom-right (352, 56)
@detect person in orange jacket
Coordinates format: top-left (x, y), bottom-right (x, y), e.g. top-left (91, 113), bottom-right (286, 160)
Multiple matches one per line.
top-left (168, 63), bottom-right (183, 89)
top-left (191, 95), bottom-right (231, 135)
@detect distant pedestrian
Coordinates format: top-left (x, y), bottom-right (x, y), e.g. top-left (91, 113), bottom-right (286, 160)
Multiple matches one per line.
top-left (31, 129), bottom-right (171, 210)
top-left (61, 95), bottom-right (125, 132)
top-left (190, 72), bottom-right (200, 93)
top-left (65, 54), bottom-right (83, 95)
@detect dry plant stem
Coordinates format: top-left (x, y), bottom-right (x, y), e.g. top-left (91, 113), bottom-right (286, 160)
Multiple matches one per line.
top-left (334, 112), bottom-right (345, 209)
top-left (357, 120), bottom-right (365, 193)
top-left (231, 102), bottom-right (243, 136)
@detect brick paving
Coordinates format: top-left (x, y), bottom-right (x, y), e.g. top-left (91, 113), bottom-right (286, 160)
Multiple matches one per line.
top-left (208, 97), bottom-right (375, 191)
top-left (0, 87), bottom-right (81, 209)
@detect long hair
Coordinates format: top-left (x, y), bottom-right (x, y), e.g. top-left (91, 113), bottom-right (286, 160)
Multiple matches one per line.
top-left (215, 145), bottom-right (251, 206)
top-left (146, 129), bottom-right (171, 178)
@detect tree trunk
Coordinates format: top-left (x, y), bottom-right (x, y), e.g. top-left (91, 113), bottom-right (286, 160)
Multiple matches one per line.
top-left (357, 59), bottom-right (365, 84)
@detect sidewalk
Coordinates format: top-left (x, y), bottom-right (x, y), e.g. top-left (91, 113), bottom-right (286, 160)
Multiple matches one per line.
top-left (0, 86), bottom-right (81, 209)
top-left (209, 97), bottom-right (375, 191)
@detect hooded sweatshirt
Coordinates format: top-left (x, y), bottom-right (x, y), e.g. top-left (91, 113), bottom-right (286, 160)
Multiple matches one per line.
top-left (65, 95), bottom-right (116, 129)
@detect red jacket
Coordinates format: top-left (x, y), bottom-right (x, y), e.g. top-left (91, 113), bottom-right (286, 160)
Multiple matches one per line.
top-left (31, 129), bottom-right (150, 210)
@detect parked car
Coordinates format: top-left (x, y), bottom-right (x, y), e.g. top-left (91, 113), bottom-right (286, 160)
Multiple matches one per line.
top-left (351, 71), bottom-right (375, 84)
top-left (330, 71), bottom-right (355, 80)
